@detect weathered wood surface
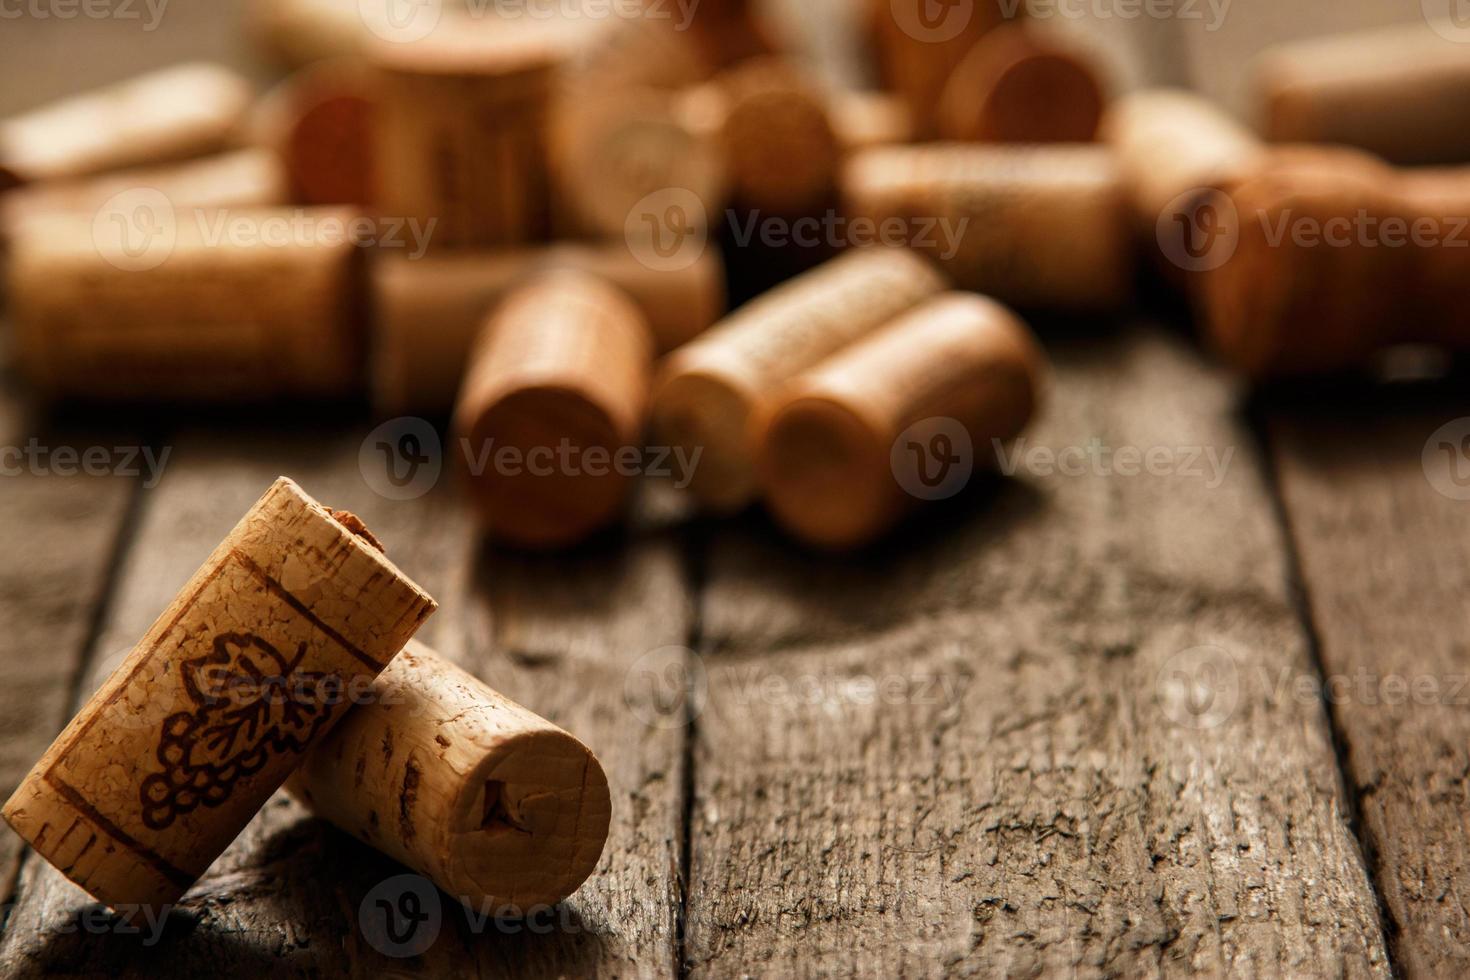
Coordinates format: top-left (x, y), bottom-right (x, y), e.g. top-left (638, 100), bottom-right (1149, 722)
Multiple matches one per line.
top-left (0, 379), bottom-right (137, 900)
top-left (1269, 391), bottom-right (1470, 979)
top-left (684, 325), bottom-right (1390, 977)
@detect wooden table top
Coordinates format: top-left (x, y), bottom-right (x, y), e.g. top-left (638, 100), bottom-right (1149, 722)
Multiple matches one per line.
top-left (0, 2), bottom-right (1465, 976)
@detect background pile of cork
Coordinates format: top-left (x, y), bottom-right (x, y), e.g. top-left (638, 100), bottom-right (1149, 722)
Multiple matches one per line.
top-left (1, 0), bottom-right (1469, 930)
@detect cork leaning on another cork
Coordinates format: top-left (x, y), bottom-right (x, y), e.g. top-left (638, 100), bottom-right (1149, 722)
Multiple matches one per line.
top-left (2, 478), bottom-right (437, 910)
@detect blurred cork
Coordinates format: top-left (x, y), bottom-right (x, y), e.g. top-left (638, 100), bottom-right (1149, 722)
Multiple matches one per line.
top-left (1257, 20), bottom-right (1470, 166)
top-left (372, 23), bottom-right (566, 249)
top-left (756, 292), bottom-right (1045, 549)
top-left (289, 641), bottom-right (610, 911)
top-left (2, 477), bottom-right (436, 910)
top-left (252, 59), bottom-right (375, 206)
top-left (870, 0), bottom-right (1013, 138)
top-left (0, 63), bottom-right (252, 188)
top-left (937, 23), bottom-right (1106, 143)
top-left (1197, 151), bottom-right (1470, 377)
top-left (453, 271), bottom-right (654, 549)
top-left (8, 206), bottom-right (365, 402)
top-left (651, 247), bottom-right (947, 513)
top-left (843, 144), bottom-right (1132, 311)
top-left (370, 243), bottom-right (724, 416)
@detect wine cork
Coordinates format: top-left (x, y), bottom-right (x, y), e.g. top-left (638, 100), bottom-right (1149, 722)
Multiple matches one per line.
top-left (1256, 21), bottom-right (1470, 166)
top-left (252, 59), bottom-right (374, 206)
top-left (1197, 153), bottom-right (1470, 377)
top-left (1, 149), bottom-right (287, 242)
top-left (870, 0), bottom-right (1012, 138)
top-left (288, 641), bottom-right (610, 910)
top-left (0, 63), bottom-right (252, 188)
top-left (562, 5), bottom-right (712, 94)
top-left (1100, 88), bottom-right (1266, 239)
top-left (8, 206), bottom-right (364, 402)
top-left (755, 292), bottom-right (1045, 549)
top-left (842, 144), bottom-right (1132, 311)
top-left (2, 477), bottom-right (437, 911)
top-left (552, 87), bottom-right (727, 239)
top-left (936, 23), bottom-right (1106, 143)
top-left (453, 271), bottom-right (654, 549)
top-left (651, 246), bottom-right (947, 513)
top-left (370, 243), bottom-right (724, 415)
top-left (372, 23), bottom-right (565, 248)
top-left (830, 90), bottom-right (913, 152)
top-left (714, 58), bottom-right (842, 215)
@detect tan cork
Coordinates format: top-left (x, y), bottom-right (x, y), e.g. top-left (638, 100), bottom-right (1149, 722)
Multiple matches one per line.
top-left (370, 243), bottom-right (724, 416)
top-left (7, 206), bottom-right (365, 403)
top-left (371, 24), bottom-right (567, 249)
top-left (453, 271), bottom-right (654, 550)
top-left (651, 247), bottom-right (948, 513)
top-left (842, 143), bottom-right (1132, 312)
top-left (755, 292), bottom-right (1046, 549)
top-left (937, 23), bottom-right (1106, 144)
top-left (0, 63), bottom-right (252, 186)
top-left (1256, 20), bottom-right (1470, 166)
top-left (289, 641), bottom-right (611, 911)
top-left (2, 477), bottom-right (437, 911)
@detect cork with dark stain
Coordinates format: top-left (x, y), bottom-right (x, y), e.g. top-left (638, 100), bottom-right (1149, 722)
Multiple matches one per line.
top-left (398, 758), bottom-right (421, 845)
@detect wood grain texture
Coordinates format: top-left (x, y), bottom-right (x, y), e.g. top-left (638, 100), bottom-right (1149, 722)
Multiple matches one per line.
top-left (0, 386), bottom-right (137, 901)
top-left (0, 427), bottom-right (690, 977)
top-left (684, 326), bottom-right (1390, 977)
top-left (1269, 391), bottom-right (1470, 979)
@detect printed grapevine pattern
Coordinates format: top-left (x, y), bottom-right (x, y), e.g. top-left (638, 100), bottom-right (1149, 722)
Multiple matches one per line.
top-left (140, 631), bottom-right (343, 831)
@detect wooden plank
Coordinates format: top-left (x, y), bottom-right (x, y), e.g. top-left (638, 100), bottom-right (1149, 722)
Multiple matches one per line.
top-left (683, 325), bottom-right (1391, 977)
top-left (1269, 394), bottom-right (1470, 978)
top-left (0, 388), bottom-right (138, 899)
top-left (0, 425), bottom-right (691, 978)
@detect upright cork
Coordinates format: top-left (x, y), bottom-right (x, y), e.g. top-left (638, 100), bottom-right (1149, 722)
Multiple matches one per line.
top-left (372, 23), bottom-right (565, 248)
top-left (1256, 20), bottom-right (1470, 166)
top-left (249, 0), bottom-right (372, 67)
top-left (1100, 88), bottom-right (1266, 240)
top-left (712, 58), bottom-right (843, 215)
top-left (870, 0), bottom-right (1012, 138)
top-left (937, 23), bottom-right (1106, 143)
top-left (0, 63), bottom-right (252, 189)
top-left (252, 59), bottom-right (374, 206)
top-left (453, 271), bottom-right (654, 549)
top-left (1197, 152), bottom-right (1470, 377)
top-left (843, 144), bottom-right (1132, 311)
top-left (651, 247), bottom-right (947, 512)
top-left (288, 641), bottom-right (610, 911)
top-left (755, 293), bottom-right (1045, 549)
top-left (8, 206), bottom-right (364, 402)
top-left (371, 243), bottom-right (724, 415)
top-left (1, 149), bottom-right (286, 242)
top-left (2, 478), bottom-right (436, 911)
